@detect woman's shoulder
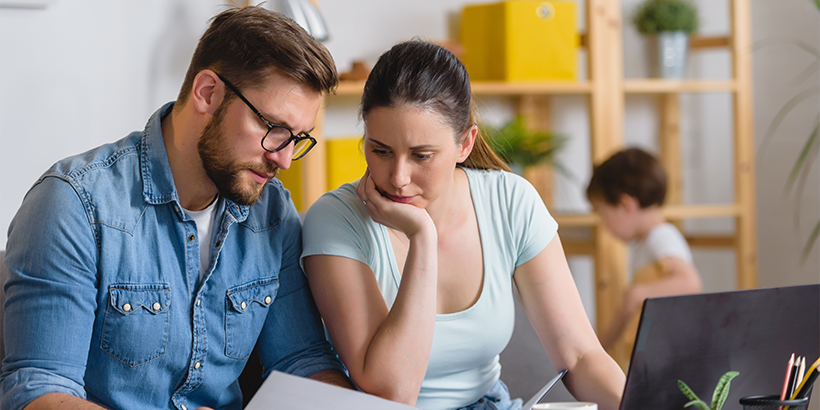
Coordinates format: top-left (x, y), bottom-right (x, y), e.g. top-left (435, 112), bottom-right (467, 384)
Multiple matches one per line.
top-left (463, 167), bottom-right (537, 197)
top-left (303, 180), bottom-right (364, 226)
top-left (308, 180), bottom-right (360, 209)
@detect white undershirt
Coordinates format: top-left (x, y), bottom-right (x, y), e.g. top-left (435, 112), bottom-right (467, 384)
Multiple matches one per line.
top-left (183, 196), bottom-right (219, 284)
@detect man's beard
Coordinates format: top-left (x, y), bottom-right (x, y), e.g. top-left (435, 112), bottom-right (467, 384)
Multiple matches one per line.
top-left (198, 103), bottom-right (278, 206)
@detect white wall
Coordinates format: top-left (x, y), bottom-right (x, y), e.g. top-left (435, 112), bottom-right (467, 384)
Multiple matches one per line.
top-left (1, 0), bottom-right (817, 310)
top-left (752, 0), bottom-right (820, 286)
top-left (0, 0), bottom-right (227, 248)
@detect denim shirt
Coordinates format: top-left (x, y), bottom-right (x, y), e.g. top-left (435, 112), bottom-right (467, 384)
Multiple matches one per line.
top-left (1, 102), bottom-right (343, 410)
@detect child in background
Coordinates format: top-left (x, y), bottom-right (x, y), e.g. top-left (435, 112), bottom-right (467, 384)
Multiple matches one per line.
top-left (586, 147), bottom-right (702, 361)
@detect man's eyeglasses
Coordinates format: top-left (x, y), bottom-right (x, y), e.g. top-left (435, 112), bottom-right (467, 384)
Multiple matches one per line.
top-left (216, 73), bottom-right (316, 160)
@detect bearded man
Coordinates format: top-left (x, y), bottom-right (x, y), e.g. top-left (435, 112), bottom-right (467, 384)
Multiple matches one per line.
top-left (1, 6), bottom-right (352, 410)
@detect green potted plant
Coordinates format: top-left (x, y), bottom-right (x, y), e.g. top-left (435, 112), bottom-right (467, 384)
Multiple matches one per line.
top-left (754, 1), bottom-right (819, 268)
top-left (632, 0), bottom-right (700, 78)
top-left (481, 117), bottom-right (567, 175)
top-left (678, 371), bottom-right (739, 410)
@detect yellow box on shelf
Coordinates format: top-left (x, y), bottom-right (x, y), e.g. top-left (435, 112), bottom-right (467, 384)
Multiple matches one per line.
top-left (461, 1), bottom-right (578, 81)
top-left (326, 136), bottom-right (366, 191)
top-left (275, 158), bottom-right (304, 212)
top-left (276, 136), bottom-right (366, 213)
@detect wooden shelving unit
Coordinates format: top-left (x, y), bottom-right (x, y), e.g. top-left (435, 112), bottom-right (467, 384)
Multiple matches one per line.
top-left (294, 0), bottom-right (757, 367)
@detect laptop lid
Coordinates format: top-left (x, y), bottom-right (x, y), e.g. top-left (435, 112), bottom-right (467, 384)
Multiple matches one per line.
top-left (618, 284), bottom-right (820, 409)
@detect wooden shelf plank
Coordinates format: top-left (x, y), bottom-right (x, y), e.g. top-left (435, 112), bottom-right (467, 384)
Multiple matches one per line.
top-left (473, 81), bottom-right (592, 95)
top-left (553, 204), bottom-right (740, 228)
top-left (555, 212), bottom-right (599, 227)
top-left (690, 35), bottom-right (731, 49)
top-left (333, 81), bottom-right (366, 96)
top-left (333, 80), bottom-right (593, 97)
top-left (624, 79), bottom-right (736, 93)
top-left (663, 204), bottom-right (740, 219)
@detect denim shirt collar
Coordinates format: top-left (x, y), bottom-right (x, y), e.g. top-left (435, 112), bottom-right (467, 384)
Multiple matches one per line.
top-left (139, 101), bottom-right (249, 222)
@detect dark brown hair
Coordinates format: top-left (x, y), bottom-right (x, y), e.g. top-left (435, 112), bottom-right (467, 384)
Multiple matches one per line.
top-left (586, 147), bottom-right (667, 208)
top-left (177, 6), bottom-right (337, 105)
top-left (360, 40), bottom-right (509, 172)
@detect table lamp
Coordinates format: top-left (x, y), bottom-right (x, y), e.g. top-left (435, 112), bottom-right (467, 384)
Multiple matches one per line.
top-left (275, 0), bottom-right (329, 41)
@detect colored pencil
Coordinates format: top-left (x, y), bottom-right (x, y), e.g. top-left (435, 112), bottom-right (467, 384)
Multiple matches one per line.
top-left (796, 356), bottom-right (806, 394)
top-left (789, 357), bottom-right (801, 398)
top-left (779, 353), bottom-right (795, 410)
top-left (790, 357), bottom-right (820, 400)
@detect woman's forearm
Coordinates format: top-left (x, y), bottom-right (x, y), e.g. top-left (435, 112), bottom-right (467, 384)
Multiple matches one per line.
top-left (354, 227), bottom-right (438, 404)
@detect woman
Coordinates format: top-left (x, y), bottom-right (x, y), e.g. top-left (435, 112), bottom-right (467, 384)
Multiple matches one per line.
top-left (301, 40), bottom-right (625, 410)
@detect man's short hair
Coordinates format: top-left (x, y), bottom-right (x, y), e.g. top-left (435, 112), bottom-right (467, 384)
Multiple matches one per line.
top-left (177, 6), bottom-right (337, 104)
top-left (586, 147), bottom-right (667, 208)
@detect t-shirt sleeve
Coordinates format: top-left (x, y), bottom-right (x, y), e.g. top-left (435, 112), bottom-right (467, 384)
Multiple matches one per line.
top-left (300, 187), bottom-right (371, 271)
top-left (506, 173), bottom-right (559, 267)
top-left (646, 224), bottom-right (694, 264)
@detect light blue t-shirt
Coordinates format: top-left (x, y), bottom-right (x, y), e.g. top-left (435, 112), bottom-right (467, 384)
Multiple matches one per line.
top-left (301, 168), bottom-right (558, 410)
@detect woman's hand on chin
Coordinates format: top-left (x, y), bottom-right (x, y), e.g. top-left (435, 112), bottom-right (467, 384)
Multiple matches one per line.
top-left (357, 168), bottom-right (435, 239)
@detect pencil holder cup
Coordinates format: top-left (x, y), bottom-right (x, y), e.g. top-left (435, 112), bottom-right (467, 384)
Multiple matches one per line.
top-left (739, 395), bottom-right (809, 410)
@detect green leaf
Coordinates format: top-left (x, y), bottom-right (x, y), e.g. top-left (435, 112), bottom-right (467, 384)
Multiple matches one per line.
top-left (800, 221), bottom-right (820, 269)
top-left (710, 371), bottom-right (739, 410)
top-left (785, 123), bottom-right (819, 194)
top-left (758, 86), bottom-right (820, 160)
top-left (752, 37), bottom-right (820, 58)
top-left (482, 117), bottom-right (567, 170)
top-left (684, 400), bottom-right (710, 410)
top-left (814, 0), bottom-right (820, 12)
top-left (632, 0), bottom-right (699, 34)
top-left (790, 136), bottom-right (819, 231)
top-left (678, 380), bottom-right (702, 402)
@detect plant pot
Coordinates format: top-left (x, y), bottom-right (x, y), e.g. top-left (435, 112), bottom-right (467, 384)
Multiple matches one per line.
top-left (647, 31), bottom-right (689, 79)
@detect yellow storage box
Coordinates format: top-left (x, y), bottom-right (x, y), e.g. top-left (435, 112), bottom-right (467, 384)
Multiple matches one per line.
top-left (461, 1), bottom-right (578, 81)
top-left (276, 136), bottom-right (366, 213)
top-left (275, 158), bottom-right (304, 212)
top-left (326, 137), bottom-right (367, 191)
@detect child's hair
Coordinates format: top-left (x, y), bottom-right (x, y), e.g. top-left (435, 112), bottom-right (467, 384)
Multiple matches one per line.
top-left (586, 147), bottom-right (667, 208)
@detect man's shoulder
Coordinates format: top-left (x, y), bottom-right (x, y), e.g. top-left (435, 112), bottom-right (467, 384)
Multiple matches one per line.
top-left (44, 132), bottom-right (143, 184)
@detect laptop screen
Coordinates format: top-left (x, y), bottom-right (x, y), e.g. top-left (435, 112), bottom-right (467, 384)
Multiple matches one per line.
top-left (619, 284), bottom-right (819, 409)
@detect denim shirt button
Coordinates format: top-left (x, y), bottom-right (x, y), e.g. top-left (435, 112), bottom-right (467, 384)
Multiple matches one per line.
top-left (122, 303), bottom-right (131, 312)
top-left (194, 361), bottom-right (201, 369)
top-left (240, 301), bottom-right (247, 310)
top-left (196, 299), bottom-right (201, 307)
top-left (215, 240), bottom-right (222, 247)
top-left (264, 296), bottom-right (271, 304)
top-left (152, 302), bottom-right (161, 311)
top-left (187, 234), bottom-right (195, 242)
top-left (181, 405), bottom-right (187, 410)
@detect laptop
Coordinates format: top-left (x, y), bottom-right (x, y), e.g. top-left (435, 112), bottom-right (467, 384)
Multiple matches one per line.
top-left (618, 284), bottom-right (820, 409)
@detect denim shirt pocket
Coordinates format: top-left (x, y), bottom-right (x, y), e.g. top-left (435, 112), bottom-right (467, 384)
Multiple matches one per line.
top-left (225, 278), bottom-right (279, 359)
top-left (101, 283), bottom-right (171, 367)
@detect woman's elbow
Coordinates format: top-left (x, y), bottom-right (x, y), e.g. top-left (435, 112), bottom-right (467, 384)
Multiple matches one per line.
top-left (350, 373), bottom-right (420, 406)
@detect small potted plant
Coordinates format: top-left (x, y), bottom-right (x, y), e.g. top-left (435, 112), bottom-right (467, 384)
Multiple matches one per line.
top-left (632, 0), bottom-right (699, 79)
top-left (481, 117), bottom-right (566, 175)
top-left (678, 371), bottom-right (739, 410)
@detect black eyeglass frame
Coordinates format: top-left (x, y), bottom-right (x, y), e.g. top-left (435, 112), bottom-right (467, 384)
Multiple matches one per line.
top-left (215, 72), bottom-right (316, 160)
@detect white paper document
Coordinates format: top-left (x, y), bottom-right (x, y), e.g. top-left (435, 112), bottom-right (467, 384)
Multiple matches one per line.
top-left (246, 369), bottom-right (567, 410)
top-left (244, 370), bottom-right (418, 410)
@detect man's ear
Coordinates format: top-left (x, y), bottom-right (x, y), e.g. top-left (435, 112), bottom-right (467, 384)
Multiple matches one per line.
top-left (190, 70), bottom-right (225, 115)
top-left (619, 194), bottom-right (640, 213)
top-left (457, 124), bottom-right (478, 163)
